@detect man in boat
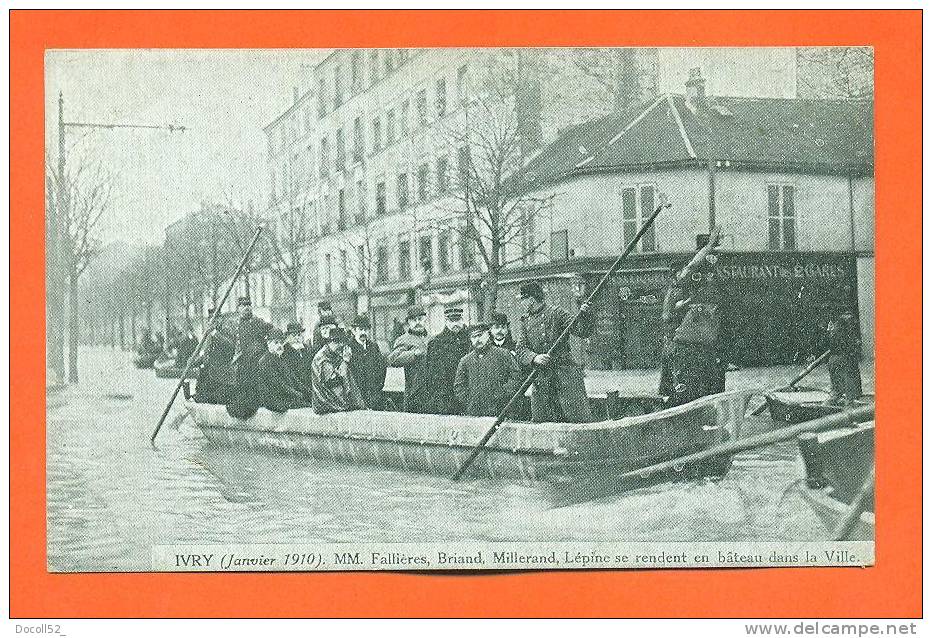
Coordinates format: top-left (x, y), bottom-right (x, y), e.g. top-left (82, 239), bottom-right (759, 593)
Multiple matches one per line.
top-left (667, 230), bottom-right (727, 407)
top-left (454, 322), bottom-right (522, 417)
top-left (424, 305), bottom-right (471, 415)
top-left (660, 226), bottom-right (721, 402)
top-left (282, 321), bottom-right (314, 401)
top-left (226, 328), bottom-right (310, 419)
top-left (514, 281), bottom-right (594, 423)
top-left (231, 296), bottom-right (273, 391)
top-left (310, 326), bottom-right (366, 414)
top-left (489, 311), bottom-right (517, 353)
top-left (311, 301), bottom-right (339, 356)
top-left (825, 312), bottom-right (863, 405)
top-left (174, 324), bottom-right (198, 369)
top-left (347, 314), bottom-right (387, 410)
top-left (386, 304), bottom-right (431, 413)
top-left (194, 311), bottom-right (236, 404)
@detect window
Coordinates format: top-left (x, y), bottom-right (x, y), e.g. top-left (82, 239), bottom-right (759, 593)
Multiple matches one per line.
top-left (335, 127), bottom-right (346, 172)
top-left (333, 65), bottom-right (343, 108)
top-left (768, 184), bottom-right (796, 250)
top-left (435, 78), bottom-right (447, 118)
top-left (353, 117), bottom-right (364, 162)
top-left (436, 155), bottom-right (450, 194)
top-left (416, 88), bottom-right (428, 126)
top-left (396, 172), bottom-right (409, 210)
top-left (369, 50), bottom-right (379, 85)
top-left (457, 65), bottom-right (469, 106)
top-left (372, 117), bottom-right (382, 153)
top-left (620, 184), bottom-right (657, 252)
top-left (418, 163), bottom-right (430, 202)
top-left (551, 230), bottom-right (569, 262)
top-left (324, 253), bottom-right (333, 293)
top-left (339, 249), bottom-right (348, 291)
top-left (457, 146), bottom-right (470, 189)
top-left (376, 180), bottom-right (387, 216)
top-left (438, 230), bottom-right (451, 273)
top-left (338, 188), bottom-right (347, 230)
top-left (319, 136), bottom-right (330, 177)
top-left (398, 237), bottom-right (411, 280)
top-left (419, 235), bottom-right (433, 273)
top-left (386, 109), bottom-right (396, 145)
top-left (356, 178), bottom-right (366, 220)
top-left (317, 78), bottom-right (327, 118)
top-left (376, 244), bottom-right (389, 283)
top-left (401, 100), bottom-right (410, 136)
top-left (351, 51), bottom-right (362, 93)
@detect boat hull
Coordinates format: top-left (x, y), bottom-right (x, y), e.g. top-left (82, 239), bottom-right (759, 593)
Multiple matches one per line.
top-left (766, 388), bottom-right (874, 425)
top-left (185, 390), bottom-right (751, 486)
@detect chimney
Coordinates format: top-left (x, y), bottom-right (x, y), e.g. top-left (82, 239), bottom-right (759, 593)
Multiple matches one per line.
top-left (685, 67), bottom-right (706, 107)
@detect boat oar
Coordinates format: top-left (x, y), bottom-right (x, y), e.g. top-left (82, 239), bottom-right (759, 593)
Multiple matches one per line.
top-left (150, 225), bottom-right (264, 448)
top-left (451, 201), bottom-right (671, 481)
top-left (833, 462), bottom-right (875, 540)
top-left (617, 403), bottom-right (874, 482)
top-left (750, 350), bottom-right (831, 416)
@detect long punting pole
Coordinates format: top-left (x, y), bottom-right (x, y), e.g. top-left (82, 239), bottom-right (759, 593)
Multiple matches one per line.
top-left (452, 202), bottom-right (671, 481)
top-left (617, 403), bottom-right (874, 481)
top-left (150, 226), bottom-right (264, 447)
top-left (833, 462), bottom-right (875, 540)
top-left (750, 349), bottom-right (831, 416)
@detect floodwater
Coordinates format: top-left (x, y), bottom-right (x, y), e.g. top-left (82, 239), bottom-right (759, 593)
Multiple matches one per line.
top-left (47, 347), bottom-right (844, 572)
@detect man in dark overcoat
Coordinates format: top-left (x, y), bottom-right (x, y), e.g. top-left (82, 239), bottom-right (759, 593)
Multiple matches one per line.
top-left (226, 328), bottom-right (309, 419)
top-left (281, 321), bottom-right (314, 402)
top-left (514, 281), bottom-right (594, 423)
top-left (195, 311), bottom-right (236, 404)
top-left (454, 323), bottom-right (522, 417)
top-left (348, 315), bottom-right (387, 410)
top-left (424, 306), bottom-right (471, 415)
top-left (386, 305), bottom-right (431, 413)
top-left (231, 296), bottom-right (273, 390)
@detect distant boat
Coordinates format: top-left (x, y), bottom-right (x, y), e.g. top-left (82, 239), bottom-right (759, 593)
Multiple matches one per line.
top-left (797, 420), bottom-right (875, 540)
top-left (185, 390), bottom-right (751, 494)
top-left (766, 387), bottom-right (874, 425)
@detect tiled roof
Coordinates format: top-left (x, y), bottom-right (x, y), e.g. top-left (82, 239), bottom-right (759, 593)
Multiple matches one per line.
top-left (510, 93), bottom-right (873, 193)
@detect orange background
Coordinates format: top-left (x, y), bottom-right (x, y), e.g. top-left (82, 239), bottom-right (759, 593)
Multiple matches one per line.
top-left (11, 10), bottom-right (921, 618)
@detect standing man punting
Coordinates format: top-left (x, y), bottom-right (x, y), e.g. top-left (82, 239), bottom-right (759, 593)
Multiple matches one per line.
top-left (514, 281), bottom-right (594, 423)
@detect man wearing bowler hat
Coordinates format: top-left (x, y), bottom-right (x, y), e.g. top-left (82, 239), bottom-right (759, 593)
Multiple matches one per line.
top-left (282, 321), bottom-right (314, 401)
top-left (454, 322), bottom-right (522, 417)
top-left (348, 315), bottom-right (388, 410)
top-left (424, 305), bottom-right (471, 415)
top-left (386, 304), bottom-right (431, 413)
top-left (231, 296), bottom-right (272, 391)
top-left (514, 281), bottom-right (594, 423)
top-left (226, 328), bottom-right (309, 419)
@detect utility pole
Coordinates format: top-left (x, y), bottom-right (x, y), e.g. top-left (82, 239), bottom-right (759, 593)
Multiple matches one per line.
top-left (49, 90), bottom-right (188, 383)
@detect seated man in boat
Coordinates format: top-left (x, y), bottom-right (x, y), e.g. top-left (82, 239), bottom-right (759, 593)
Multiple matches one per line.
top-left (311, 301), bottom-right (339, 357)
top-left (174, 324), bottom-right (198, 369)
top-left (825, 312), bottom-right (863, 405)
top-left (455, 322), bottom-right (522, 417)
top-left (226, 328), bottom-right (310, 419)
top-left (347, 314), bottom-right (388, 411)
top-left (232, 296), bottom-right (273, 391)
top-left (282, 321), bottom-right (314, 402)
top-left (424, 306), bottom-right (471, 415)
top-left (194, 311), bottom-right (236, 404)
top-left (310, 327), bottom-right (366, 414)
top-left (386, 305), bottom-right (431, 413)
top-left (514, 281), bottom-right (594, 423)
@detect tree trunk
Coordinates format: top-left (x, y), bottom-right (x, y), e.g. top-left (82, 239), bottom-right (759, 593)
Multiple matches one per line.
top-left (481, 271), bottom-right (500, 322)
top-left (67, 271), bottom-right (80, 383)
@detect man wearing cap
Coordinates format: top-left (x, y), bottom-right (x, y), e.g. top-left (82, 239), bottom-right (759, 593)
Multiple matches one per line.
top-left (424, 306), bottom-right (471, 415)
top-left (282, 321), bottom-right (314, 401)
top-left (348, 315), bottom-right (387, 410)
top-left (311, 301), bottom-right (339, 356)
top-left (231, 296), bottom-right (273, 391)
top-left (515, 281), bottom-right (594, 423)
top-left (194, 311), bottom-right (236, 405)
top-left (310, 326), bottom-right (366, 414)
top-left (387, 305), bottom-right (431, 413)
top-left (454, 323), bottom-right (522, 417)
top-left (226, 328), bottom-right (309, 419)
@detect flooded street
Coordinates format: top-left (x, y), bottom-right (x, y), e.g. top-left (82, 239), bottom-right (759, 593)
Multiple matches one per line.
top-left (47, 347), bottom-right (845, 572)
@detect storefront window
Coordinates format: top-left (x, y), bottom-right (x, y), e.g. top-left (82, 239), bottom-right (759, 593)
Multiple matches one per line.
top-left (768, 184), bottom-right (797, 250)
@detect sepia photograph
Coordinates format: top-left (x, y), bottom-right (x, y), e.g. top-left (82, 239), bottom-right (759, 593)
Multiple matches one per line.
top-left (44, 44), bottom-right (875, 573)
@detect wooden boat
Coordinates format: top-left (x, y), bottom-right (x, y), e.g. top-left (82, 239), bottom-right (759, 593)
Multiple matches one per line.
top-left (184, 390), bottom-right (752, 490)
top-left (133, 351), bottom-right (160, 369)
top-left (797, 420), bottom-right (875, 540)
top-left (766, 387), bottom-right (874, 425)
top-left (154, 357), bottom-right (198, 379)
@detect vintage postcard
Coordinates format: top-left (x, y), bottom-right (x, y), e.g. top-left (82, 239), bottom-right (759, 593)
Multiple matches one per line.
top-left (45, 45), bottom-right (875, 573)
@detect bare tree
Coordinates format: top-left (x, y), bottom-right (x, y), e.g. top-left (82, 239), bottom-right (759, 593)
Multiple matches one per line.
top-left (567, 48), bottom-right (645, 112)
top-left (46, 158), bottom-right (113, 382)
top-left (265, 174), bottom-right (313, 321)
top-left (797, 47), bottom-right (874, 99)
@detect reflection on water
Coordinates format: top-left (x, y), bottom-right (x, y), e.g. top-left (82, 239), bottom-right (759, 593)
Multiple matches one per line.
top-left (47, 348), bottom-right (828, 572)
